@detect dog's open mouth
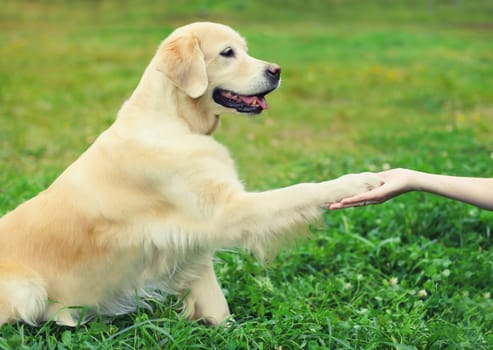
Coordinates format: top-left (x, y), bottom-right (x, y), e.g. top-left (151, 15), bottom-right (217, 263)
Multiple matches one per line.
top-left (213, 88), bottom-right (273, 114)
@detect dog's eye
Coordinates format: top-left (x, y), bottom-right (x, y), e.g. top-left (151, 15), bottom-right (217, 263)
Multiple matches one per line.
top-left (220, 47), bottom-right (235, 58)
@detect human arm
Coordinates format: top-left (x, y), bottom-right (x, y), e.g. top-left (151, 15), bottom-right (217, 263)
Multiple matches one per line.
top-left (329, 168), bottom-right (493, 211)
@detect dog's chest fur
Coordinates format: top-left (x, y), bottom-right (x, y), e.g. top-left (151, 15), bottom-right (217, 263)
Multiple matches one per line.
top-left (54, 240), bottom-right (212, 319)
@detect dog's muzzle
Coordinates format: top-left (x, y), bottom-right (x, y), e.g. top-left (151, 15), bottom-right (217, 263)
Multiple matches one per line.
top-left (213, 64), bottom-right (281, 115)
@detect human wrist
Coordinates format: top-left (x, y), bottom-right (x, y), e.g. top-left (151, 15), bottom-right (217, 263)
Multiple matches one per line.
top-left (408, 170), bottom-right (433, 193)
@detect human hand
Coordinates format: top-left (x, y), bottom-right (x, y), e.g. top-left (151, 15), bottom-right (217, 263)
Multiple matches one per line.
top-left (329, 168), bottom-right (415, 209)
top-left (323, 171), bottom-right (384, 206)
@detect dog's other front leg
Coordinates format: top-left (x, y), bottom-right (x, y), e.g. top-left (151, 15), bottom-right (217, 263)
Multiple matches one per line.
top-left (182, 259), bottom-right (230, 326)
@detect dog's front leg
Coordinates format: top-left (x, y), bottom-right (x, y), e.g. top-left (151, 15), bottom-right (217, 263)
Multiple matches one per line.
top-left (182, 259), bottom-right (230, 326)
top-left (214, 172), bottom-right (383, 256)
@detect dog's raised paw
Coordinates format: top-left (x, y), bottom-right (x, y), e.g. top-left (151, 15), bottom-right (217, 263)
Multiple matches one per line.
top-left (329, 172), bottom-right (384, 202)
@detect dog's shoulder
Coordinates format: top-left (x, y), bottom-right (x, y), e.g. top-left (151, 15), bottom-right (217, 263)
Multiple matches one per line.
top-left (86, 126), bottom-right (237, 185)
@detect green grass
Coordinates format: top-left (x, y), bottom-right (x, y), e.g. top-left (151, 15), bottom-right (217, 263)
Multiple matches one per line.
top-left (1, 0), bottom-right (493, 348)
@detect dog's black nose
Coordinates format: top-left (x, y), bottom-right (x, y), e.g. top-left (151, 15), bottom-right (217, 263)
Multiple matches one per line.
top-left (266, 64), bottom-right (281, 82)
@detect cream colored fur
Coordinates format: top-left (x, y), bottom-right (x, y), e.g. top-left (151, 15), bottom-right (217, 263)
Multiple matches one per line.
top-left (0, 22), bottom-right (382, 326)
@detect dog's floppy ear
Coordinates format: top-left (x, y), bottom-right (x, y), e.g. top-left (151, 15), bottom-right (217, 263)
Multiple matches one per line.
top-left (158, 34), bottom-right (208, 98)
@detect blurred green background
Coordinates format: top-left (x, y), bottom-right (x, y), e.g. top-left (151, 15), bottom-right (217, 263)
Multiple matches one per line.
top-left (1, 1), bottom-right (492, 349)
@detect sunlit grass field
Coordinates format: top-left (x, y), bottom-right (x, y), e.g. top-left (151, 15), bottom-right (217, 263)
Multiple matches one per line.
top-left (1, 1), bottom-right (492, 349)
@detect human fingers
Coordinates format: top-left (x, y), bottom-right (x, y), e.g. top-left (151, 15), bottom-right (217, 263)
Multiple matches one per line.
top-left (328, 199), bottom-right (379, 210)
top-left (328, 186), bottom-right (389, 210)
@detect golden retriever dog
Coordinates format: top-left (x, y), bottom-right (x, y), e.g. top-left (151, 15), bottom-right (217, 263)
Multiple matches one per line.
top-left (0, 22), bottom-right (382, 327)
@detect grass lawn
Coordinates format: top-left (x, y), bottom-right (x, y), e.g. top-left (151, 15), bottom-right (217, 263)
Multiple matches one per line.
top-left (1, 1), bottom-right (493, 349)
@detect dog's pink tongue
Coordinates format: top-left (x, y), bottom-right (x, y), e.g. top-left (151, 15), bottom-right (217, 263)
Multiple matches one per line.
top-left (257, 97), bottom-right (268, 109)
top-left (241, 96), bottom-right (269, 109)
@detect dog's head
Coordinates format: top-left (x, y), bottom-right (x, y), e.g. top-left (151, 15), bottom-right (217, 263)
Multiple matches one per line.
top-left (157, 22), bottom-right (281, 116)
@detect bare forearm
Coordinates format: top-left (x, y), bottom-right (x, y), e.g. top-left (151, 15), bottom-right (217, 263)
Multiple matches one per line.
top-left (329, 168), bottom-right (493, 211)
top-left (409, 170), bottom-right (493, 210)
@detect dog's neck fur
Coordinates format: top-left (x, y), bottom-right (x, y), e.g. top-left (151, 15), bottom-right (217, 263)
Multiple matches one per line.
top-left (175, 92), bottom-right (220, 135)
top-left (117, 60), bottom-right (220, 136)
